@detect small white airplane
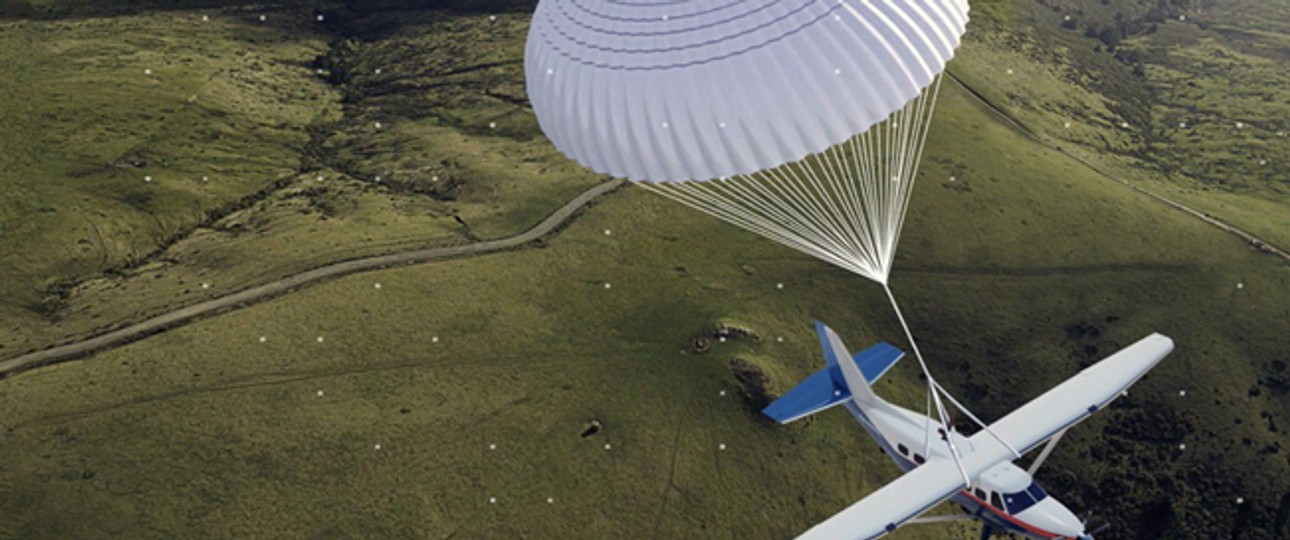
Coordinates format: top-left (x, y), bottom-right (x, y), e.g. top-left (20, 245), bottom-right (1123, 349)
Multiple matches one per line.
top-left (763, 322), bottom-right (1174, 540)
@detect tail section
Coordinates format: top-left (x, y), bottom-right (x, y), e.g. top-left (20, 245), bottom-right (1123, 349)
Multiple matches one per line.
top-left (821, 322), bottom-right (878, 405)
top-left (762, 321), bottom-right (904, 424)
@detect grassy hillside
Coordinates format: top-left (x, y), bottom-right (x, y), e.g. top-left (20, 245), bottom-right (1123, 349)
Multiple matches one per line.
top-left (950, 0), bottom-right (1290, 251)
top-left (3, 66), bottom-right (1289, 539)
top-left (0, 4), bottom-right (602, 361)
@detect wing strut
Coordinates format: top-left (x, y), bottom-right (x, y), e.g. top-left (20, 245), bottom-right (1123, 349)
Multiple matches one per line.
top-left (907, 514), bottom-right (975, 524)
top-left (1026, 428), bottom-right (1067, 475)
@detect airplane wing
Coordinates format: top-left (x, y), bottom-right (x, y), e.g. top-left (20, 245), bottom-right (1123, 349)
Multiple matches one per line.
top-left (970, 333), bottom-right (1174, 456)
top-left (797, 457), bottom-right (967, 540)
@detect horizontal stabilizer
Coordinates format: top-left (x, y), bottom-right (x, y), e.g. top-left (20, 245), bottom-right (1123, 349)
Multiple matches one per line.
top-left (762, 322), bottom-right (905, 424)
top-left (763, 368), bottom-right (848, 424)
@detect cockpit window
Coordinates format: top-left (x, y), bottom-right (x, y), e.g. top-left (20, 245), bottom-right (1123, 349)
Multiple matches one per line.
top-left (1004, 481), bottom-right (1047, 514)
top-left (1026, 482), bottom-right (1048, 502)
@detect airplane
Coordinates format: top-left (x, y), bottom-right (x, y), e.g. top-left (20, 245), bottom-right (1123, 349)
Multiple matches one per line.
top-left (763, 322), bottom-right (1174, 540)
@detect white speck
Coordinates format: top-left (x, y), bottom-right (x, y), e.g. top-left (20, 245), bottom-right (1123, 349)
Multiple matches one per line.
top-left (1121, 121), bottom-right (1130, 128)
top-left (1179, 15), bottom-right (1186, 21)
top-left (776, 282), bottom-right (784, 289)
top-left (200, 282), bottom-right (210, 289)
top-left (488, 122), bottom-right (497, 129)
top-left (1006, 68), bottom-right (1014, 75)
top-left (488, 497), bottom-right (497, 504)
top-left (201, 176), bottom-right (209, 182)
top-left (1064, 122), bottom-right (1072, 129)
top-left (202, 14), bottom-right (209, 21)
top-left (316, 390), bottom-right (324, 397)
top-left (604, 443), bottom-right (612, 450)
top-left (315, 68), bottom-right (324, 75)
top-left (316, 336), bottom-right (325, 343)
top-left (1237, 497), bottom-right (1244, 504)
top-left (259, 14), bottom-right (266, 22)
top-left (374, 122), bottom-right (382, 129)
top-left (315, 175), bottom-right (324, 182)
top-left (719, 122), bottom-right (726, 129)
top-left (374, 283), bottom-right (382, 289)
top-left (1259, 160), bottom-right (1267, 166)
top-left (1178, 443), bottom-right (1186, 450)
top-left (1236, 121), bottom-right (1244, 129)
top-left (718, 336), bottom-right (727, 343)
top-left (374, 68), bottom-right (381, 74)
top-left (374, 175), bottom-right (382, 182)
top-left (546, 68), bottom-right (554, 75)
top-left (950, 176), bottom-right (957, 182)
top-left (718, 443), bottom-right (727, 451)
top-left (432, 336), bottom-right (440, 343)
top-left (316, 14), bottom-right (324, 21)
top-left (1064, 15), bottom-right (1071, 21)
top-left (661, 122), bottom-right (669, 129)
top-left (661, 15), bottom-right (669, 20)
top-left (776, 336), bottom-right (784, 342)
top-left (1237, 282), bottom-right (1244, 289)
top-left (1179, 122), bottom-right (1187, 128)
top-left (547, 497), bottom-right (555, 504)
top-left (490, 15), bottom-right (498, 21)
top-left (834, 68), bottom-right (842, 75)
top-left (1179, 390), bottom-right (1187, 397)
top-left (719, 390), bottom-right (727, 397)
top-left (489, 443), bottom-right (497, 450)
top-left (834, 14), bottom-right (842, 20)
top-left (374, 443), bottom-right (382, 450)
top-left (834, 390), bottom-right (842, 397)
top-left (432, 175), bottom-right (439, 181)
top-left (604, 283), bottom-right (612, 289)
top-left (145, 68), bottom-right (152, 75)
top-left (258, 336), bottom-right (267, 343)
top-left (603, 229), bottom-right (612, 235)
top-left (144, 176), bottom-right (152, 182)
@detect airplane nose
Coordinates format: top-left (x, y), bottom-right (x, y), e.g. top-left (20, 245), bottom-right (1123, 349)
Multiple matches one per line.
top-left (1014, 498), bottom-right (1085, 538)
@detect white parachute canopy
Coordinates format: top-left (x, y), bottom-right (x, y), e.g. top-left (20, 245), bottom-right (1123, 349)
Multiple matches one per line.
top-left (525, 0), bottom-right (970, 284)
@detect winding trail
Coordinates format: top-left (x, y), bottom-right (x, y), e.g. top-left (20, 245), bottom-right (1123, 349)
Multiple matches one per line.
top-left (944, 71), bottom-right (1290, 264)
top-left (0, 179), bottom-right (626, 378)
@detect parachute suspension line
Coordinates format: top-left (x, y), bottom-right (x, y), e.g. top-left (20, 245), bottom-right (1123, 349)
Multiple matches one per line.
top-left (890, 74), bottom-right (944, 258)
top-left (634, 78), bottom-right (943, 286)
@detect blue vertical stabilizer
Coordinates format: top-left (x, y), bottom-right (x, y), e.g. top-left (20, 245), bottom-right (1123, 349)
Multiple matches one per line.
top-left (761, 322), bottom-right (905, 424)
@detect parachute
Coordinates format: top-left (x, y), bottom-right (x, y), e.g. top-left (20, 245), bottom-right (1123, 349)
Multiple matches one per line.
top-left (525, 0), bottom-right (970, 284)
top-left (524, 0), bottom-right (1005, 479)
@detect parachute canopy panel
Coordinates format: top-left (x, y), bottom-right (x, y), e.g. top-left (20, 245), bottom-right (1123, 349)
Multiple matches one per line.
top-left (525, 0), bottom-right (971, 182)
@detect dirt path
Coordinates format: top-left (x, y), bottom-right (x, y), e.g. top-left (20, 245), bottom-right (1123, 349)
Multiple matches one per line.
top-left (0, 179), bottom-right (626, 378)
top-left (944, 71), bottom-right (1290, 264)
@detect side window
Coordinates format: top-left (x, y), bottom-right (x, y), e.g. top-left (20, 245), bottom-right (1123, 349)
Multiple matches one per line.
top-left (990, 492), bottom-right (1003, 510)
top-left (913, 453), bottom-right (926, 465)
top-left (897, 443), bottom-right (909, 456)
top-left (974, 488), bottom-right (986, 500)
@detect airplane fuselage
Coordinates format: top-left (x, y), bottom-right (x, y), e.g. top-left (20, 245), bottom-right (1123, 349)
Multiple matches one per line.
top-left (842, 400), bottom-right (1087, 540)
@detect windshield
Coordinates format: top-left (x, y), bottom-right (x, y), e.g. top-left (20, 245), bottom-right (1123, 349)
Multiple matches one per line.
top-left (1004, 481), bottom-right (1048, 514)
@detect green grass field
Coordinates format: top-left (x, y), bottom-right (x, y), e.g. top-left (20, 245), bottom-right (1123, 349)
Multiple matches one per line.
top-left (1, 1), bottom-right (1288, 539)
top-left (0, 5), bottom-right (602, 361)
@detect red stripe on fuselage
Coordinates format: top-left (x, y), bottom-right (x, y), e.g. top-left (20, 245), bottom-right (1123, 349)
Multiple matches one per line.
top-left (884, 451), bottom-right (1067, 540)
